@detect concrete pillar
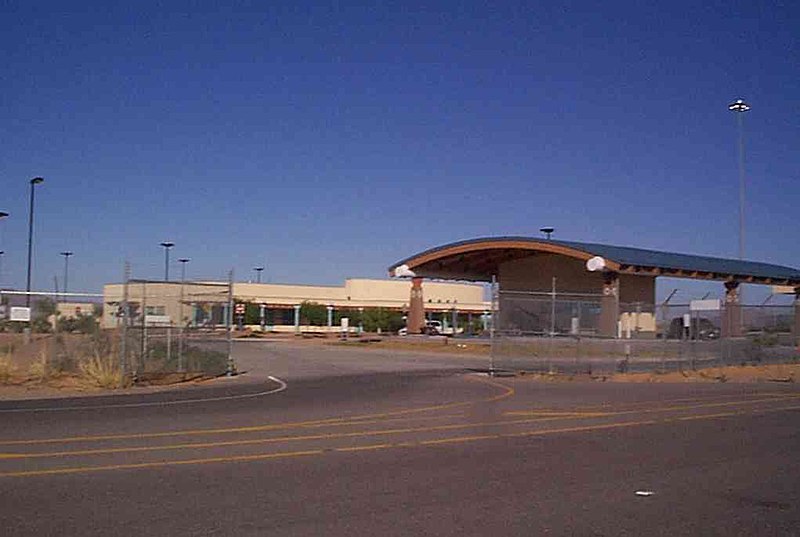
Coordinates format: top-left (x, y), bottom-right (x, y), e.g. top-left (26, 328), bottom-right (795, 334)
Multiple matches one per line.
top-left (327, 305), bottom-right (333, 327)
top-left (598, 272), bottom-right (619, 338)
top-left (293, 304), bottom-right (301, 333)
top-left (407, 277), bottom-right (425, 334)
top-left (792, 288), bottom-right (800, 348)
top-left (451, 308), bottom-right (458, 336)
top-left (259, 304), bottom-right (266, 331)
top-left (722, 281), bottom-right (742, 337)
top-left (482, 312), bottom-right (488, 332)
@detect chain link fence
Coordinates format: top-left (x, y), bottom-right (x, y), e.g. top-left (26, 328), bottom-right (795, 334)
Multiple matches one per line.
top-left (0, 289), bottom-right (107, 380)
top-left (491, 289), bottom-right (799, 375)
top-left (0, 267), bottom-right (235, 386)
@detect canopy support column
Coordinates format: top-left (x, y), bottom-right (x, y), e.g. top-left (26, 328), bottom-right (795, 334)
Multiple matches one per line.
top-left (599, 272), bottom-right (619, 338)
top-left (407, 277), bottom-right (425, 334)
top-left (722, 281), bottom-right (742, 338)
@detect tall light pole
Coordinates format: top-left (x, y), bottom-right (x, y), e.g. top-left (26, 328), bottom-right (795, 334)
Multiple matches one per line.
top-left (0, 211), bottom-right (7, 287)
top-left (539, 226), bottom-right (555, 240)
top-left (160, 241), bottom-right (175, 281)
top-left (60, 251), bottom-right (73, 302)
top-left (254, 266), bottom-right (264, 283)
top-left (728, 98), bottom-right (750, 260)
top-left (26, 177), bottom-right (44, 307)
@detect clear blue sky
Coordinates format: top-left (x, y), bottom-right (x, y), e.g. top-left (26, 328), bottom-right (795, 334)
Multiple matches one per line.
top-left (1, 1), bottom-right (798, 302)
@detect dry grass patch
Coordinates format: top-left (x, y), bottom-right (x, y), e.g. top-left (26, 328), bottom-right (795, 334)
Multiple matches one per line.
top-left (0, 353), bottom-right (16, 384)
top-left (79, 353), bottom-right (122, 389)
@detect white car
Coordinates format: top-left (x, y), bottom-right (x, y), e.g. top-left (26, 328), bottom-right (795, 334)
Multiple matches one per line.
top-left (398, 321), bottom-right (442, 336)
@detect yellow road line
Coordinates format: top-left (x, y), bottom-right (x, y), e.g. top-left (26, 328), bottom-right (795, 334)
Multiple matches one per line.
top-left (3, 392), bottom-right (797, 461)
top-left (504, 391), bottom-right (794, 414)
top-left (504, 411), bottom-right (611, 417)
top-left (0, 413), bottom-right (584, 460)
top-left (505, 394), bottom-right (800, 419)
top-left (4, 403), bottom-right (798, 478)
top-left (335, 444), bottom-right (392, 453)
top-left (0, 374), bottom-right (514, 447)
top-left (0, 449), bottom-right (324, 478)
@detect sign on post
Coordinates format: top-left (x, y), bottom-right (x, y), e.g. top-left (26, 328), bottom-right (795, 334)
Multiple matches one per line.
top-left (10, 307), bottom-right (31, 322)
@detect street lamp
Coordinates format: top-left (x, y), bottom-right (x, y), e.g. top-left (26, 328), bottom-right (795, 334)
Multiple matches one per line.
top-left (26, 177), bottom-right (44, 307)
top-left (60, 251), bottom-right (73, 302)
top-left (0, 211), bottom-right (7, 287)
top-left (254, 266), bottom-right (264, 283)
top-left (178, 258), bottom-right (190, 282)
top-left (159, 241), bottom-right (175, 281)
top-left (540, 227), bottom-right (555, 240)
top-left (728, 98), bottom-right (750, 260)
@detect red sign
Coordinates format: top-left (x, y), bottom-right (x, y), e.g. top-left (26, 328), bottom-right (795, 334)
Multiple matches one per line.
top-left (234, 304), bottom-right (246, 315)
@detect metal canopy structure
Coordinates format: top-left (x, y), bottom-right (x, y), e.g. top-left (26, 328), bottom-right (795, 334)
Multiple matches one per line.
top-left (389, 237), bottom-right (800, 287)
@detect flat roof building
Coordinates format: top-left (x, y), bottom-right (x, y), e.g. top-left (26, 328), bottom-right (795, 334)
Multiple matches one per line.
top-left (102, 278), bottom-right (489, 332)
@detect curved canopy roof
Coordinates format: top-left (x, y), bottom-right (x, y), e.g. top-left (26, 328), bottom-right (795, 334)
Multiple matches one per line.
top-left (389, 237), bottom-right (800, 286)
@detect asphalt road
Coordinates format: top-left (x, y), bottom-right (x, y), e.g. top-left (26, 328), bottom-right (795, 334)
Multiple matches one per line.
top-left (1, 341), bottom-right (799, 536)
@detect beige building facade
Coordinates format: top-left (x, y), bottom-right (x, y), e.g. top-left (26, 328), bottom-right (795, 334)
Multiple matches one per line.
top-left (102, 278), bottom-right (489, 331)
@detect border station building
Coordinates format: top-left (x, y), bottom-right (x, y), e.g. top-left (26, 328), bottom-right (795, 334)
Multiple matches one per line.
top-left (389, 236), bottom-right (800, 341)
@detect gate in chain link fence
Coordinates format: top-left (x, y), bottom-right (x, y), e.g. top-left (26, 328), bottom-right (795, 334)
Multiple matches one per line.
top-left (490, 289), bottom-right (799, 375)
top-left (105, 272), bottom-right (235, 382)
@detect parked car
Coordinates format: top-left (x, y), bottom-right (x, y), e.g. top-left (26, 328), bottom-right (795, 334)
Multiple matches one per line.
top-left (666, 317), bottom-right (720, 340)
top-left (398, 320), bottom-right (442, 336)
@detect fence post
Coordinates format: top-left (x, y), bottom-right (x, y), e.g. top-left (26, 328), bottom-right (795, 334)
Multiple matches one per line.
top-left (793, 290), bottom-right (800, 351)
top-left (139, 280), bottom-right (147, 381)
top-left (178, 275), bottom-right (184, 374)
top-left (490, 275), bottom-right (497, 374)
top-left (226, 269), bottom-right (236, 376)
top-left (120, 262), bottom-right (129, 382)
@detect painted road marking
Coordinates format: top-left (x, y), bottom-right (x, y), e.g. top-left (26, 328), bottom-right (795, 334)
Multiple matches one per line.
top-left (504, 393), bottom-right (800, 418)
top-left (0, 374), bottom-right (513, 446)
top-left (4, 403), bottom-right (798, 478)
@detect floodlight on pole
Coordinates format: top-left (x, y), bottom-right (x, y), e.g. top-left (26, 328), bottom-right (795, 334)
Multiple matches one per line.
top-left (26, 177), bottom-right (44, 307)
top-left (539, 227), bottom-right (555, 240)
top-left (728, 98), bottom-right (750, 260)
top-left (254, 266), bottom-right (264, 283)
top-left (60, 251), bottom-right (73, 302)
top-left (160, 241), bottom-right (175, 281)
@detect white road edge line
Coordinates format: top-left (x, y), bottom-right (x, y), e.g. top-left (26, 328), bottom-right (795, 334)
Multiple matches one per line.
top-left (0, 376), bottom-right (288, 414)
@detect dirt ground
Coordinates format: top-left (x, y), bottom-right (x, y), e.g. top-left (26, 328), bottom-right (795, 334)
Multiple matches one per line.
top-left (609, 363), bottom-right (800, 384)
top-left (2, 333), bottom-right (798, 400)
